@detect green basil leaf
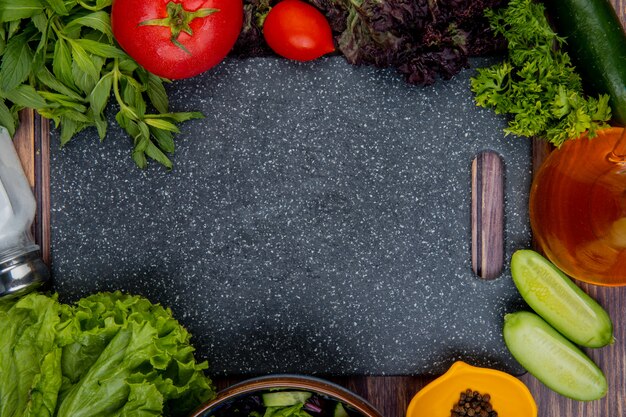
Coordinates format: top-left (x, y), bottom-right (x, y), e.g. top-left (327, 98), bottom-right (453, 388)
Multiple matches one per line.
top-left (69, 39), bottom-right (99, 81)
top-left (145, 141), bottom-right (173, 169)
top-left (88, 71), bottom-right (112, 115)
top-left (0, 98), bottom-right (15, 136)
top-left (0, 31), bottom-right (33, 91)
top-left (53, 39), bottom-right (75, 89)
top-left (72, 38), bottom-right (126, 59)
top-left (4, 84), bottom-right (46, 109)
top-left (66, 11), bottom-right (113, 38)
top-left (0, 0), bottom-right (43, 23)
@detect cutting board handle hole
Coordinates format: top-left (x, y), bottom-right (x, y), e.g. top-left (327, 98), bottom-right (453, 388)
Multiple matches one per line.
top-left (471, 150), bottom-right (504, 280)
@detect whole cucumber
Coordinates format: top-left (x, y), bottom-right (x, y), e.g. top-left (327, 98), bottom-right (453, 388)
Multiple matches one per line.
top-left (545, 0), bottom-right (626, 125)
top-left (503, 311), bottom-right (608, 401)
top-left (511, 250), bottom-right (613, 348)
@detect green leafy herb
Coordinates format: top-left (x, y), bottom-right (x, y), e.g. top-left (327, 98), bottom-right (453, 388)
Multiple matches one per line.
top-left (0, 291), bottom-right (214, 417)
top-left (470, 0), bottom-right (611, 146)
top-left (0, 0), bottom-right (203, 169)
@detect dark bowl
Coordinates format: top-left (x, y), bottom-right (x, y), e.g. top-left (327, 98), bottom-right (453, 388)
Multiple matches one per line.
top-left (188, 375), bottom-right (384, 417)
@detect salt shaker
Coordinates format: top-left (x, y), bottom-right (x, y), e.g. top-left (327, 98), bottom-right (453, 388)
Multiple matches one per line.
top-left (0, 127), bottom-right (49, 298)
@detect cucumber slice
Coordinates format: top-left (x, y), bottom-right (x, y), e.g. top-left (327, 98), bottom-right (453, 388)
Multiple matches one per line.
top-left (262, 391), bottom-right (312, 407)
top-left (511, 250), bottom-right (613, 348)
top-left (503, 311), bottom-right (607, 401)
top-left (334, 403), bottom-right (349, 417)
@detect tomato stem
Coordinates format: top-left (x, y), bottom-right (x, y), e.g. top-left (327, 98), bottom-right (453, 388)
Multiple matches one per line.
top-left (139, 1), bottom-right (220, 55)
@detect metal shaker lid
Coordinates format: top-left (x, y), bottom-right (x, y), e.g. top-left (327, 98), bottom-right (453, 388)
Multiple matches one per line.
top-left (0, 249), bottom-right (49, 299)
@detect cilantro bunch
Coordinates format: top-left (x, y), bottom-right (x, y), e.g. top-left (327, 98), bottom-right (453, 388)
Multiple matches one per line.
top-left (470, 0), bottom-right (611, 146)
top-left (0, 0), bottom-right (203, 169)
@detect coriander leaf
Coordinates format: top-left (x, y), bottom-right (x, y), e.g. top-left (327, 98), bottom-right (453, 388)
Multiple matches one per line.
top-left (470, 0), bottom-right (611, 146)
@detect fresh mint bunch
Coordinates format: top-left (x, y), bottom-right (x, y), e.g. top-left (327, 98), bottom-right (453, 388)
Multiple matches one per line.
top-left (470, 0), bottom-right (611, 146)
top-left (0, 0), bottom-right (203, 169)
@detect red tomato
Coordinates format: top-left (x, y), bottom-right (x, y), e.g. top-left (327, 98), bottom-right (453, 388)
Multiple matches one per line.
top-left (111, 0), bottom-right (243, 79)
top-left (263, 0), bottom-right (334, 62)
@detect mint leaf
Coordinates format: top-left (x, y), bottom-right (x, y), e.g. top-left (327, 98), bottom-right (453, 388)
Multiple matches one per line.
top-left (0, 0), bottom-right (44, 22)
top-left (0, 31), bottom-right (34, 91)
top-left (52, 38), bottom-right (75, 89)
top-left (66, 11), bottom-right (113, 38)
top-left (0, 98), bottom-right (16, 135)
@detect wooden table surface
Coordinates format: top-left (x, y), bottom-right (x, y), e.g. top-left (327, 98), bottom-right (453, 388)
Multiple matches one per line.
top-left (13, 2), bottom-right (626, 416)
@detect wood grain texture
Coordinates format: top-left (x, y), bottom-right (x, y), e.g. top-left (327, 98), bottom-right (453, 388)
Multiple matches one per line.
top-left (471, 151), bottom-right (504, 279)
top-left (13, 1), bottom-right (626, 417)
top-left (13, 109), bottom-right (35, 188)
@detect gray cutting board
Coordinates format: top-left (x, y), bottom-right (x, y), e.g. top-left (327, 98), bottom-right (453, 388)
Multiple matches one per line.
top-left (49, 56), bottom-right (531, 376)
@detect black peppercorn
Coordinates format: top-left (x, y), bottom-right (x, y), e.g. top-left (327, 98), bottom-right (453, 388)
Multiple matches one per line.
top-left (449, 389), bottom-right (498, 417)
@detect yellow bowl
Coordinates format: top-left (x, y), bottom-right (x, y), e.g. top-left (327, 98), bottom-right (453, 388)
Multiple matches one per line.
top-left (406, 361), bottom-right (537, 417)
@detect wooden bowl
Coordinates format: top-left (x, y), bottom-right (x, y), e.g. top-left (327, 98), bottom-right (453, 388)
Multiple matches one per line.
top-left (188, 374), bottom-right (384, 417)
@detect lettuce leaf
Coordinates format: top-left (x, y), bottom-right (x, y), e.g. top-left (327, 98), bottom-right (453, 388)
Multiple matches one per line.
top-left (0, 294), bottom-right (67, 417)
top-left (0, 291), bottom-right (214, 417)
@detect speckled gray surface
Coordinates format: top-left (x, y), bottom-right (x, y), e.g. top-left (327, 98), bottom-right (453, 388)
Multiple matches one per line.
top-left (50, 56), bottom-right (531, 376)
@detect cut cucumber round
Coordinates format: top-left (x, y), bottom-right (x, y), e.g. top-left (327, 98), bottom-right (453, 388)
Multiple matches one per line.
top-left (503, 311), bottom-right (607, 401)
top-left (262, 391), bottom-right (312, 407)
top-left (511, 250), bottom-right (613, 348)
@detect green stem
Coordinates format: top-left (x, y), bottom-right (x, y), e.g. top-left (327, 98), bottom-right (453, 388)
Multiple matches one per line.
top-left (112, 59), bottom-right (138, 120)
top-left (77, 1), bottom-right (100, 12)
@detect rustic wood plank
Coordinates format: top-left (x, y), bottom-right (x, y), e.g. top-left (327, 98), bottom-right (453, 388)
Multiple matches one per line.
top-left (14, 109), bottom-right (36, 189)
top-left (36, 114), bottom-right (51, 265)
top-left (471, 151), bottom-right (504, 279)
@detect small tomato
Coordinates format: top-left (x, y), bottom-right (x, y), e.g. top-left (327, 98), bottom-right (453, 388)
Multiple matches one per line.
top-left (263, 0), bottom-right (335, 62)
top-left (111, 0), bottom-right (243, 79)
